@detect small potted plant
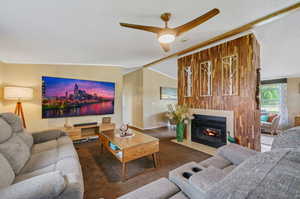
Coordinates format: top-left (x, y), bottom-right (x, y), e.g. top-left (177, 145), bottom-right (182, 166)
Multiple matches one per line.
top-left (167, 104), bottom-right (189, 142)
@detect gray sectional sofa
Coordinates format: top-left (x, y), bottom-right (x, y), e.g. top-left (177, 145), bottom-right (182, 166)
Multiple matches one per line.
top-left (0, 113), bottom-right (84, 199)
top-left (118, 127), bottom-right (300, 199)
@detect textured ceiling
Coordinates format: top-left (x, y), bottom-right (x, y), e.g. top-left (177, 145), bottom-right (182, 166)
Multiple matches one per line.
top-left (150, 10), bottom-right (300, 79)
top-left (0, 0), bottom-right (297, 68)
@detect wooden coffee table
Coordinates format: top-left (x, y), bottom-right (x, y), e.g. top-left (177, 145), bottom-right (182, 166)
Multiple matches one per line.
top-left (98, 129), bottom-right (159, 181)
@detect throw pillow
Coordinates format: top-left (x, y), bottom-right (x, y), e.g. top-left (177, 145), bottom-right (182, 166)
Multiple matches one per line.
top-left (267, 114), bottom-right (278, 122)
top-left (260, 115), bottom-right (269, 122)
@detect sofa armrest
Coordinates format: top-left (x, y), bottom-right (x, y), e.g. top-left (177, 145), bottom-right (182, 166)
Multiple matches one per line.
top-left (217, 143), bottom-right (258, 165)
top-left (0, 171), bottom-right (66, 199)
top-left (57, 173), bottom-right (84, 199)
top-left (31, 129), bottom-right (67, 144)
top-left (189, 166), bottom-right (226, 193)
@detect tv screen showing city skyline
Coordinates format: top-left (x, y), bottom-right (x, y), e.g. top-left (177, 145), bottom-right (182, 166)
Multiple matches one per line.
top-left (42, 76), bottom-right (115, 118)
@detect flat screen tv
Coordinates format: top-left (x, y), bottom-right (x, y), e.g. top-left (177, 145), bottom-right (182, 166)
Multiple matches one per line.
top-left (42, 76), bottom-right (115, 118)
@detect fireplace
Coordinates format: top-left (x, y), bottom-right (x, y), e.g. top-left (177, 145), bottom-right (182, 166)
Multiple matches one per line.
top-left (191, 114), bottom-right (227, 148)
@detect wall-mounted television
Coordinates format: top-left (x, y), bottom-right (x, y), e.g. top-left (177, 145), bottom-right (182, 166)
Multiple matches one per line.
top-left (42, 76), bottom-right (115, 118)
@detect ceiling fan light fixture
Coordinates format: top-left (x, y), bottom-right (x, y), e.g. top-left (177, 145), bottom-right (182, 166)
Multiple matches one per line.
top-left (120, 8), bottom-right (220, 51)
top-left (158, 34), bottom-right (175, 44)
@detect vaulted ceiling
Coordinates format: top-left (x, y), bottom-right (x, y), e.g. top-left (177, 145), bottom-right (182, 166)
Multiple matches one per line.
top-left (0, 0), bottom-right (298, 71)
top-left (150, 9), bottom-right (300, 79)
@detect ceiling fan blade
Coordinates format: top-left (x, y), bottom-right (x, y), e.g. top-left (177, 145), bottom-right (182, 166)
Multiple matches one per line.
top-left (160, 43), bottom-right (171, 52)
top-left (174, 8), bottom-right (220, 36)
top-left (120, 23), bottom-right (163, 34)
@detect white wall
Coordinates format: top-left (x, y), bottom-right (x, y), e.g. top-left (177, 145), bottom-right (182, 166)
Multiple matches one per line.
top-left (0, 62), bottom-right (4, 109)
top-left (1, 63), bottom-right (123, 132)
top-left (149, 57), bottom-right (178, 79)
top-left (123, 68), bottom-right (177, 129)
top-left (123, 69), bottom-right (143, 128)
top-left (143, 68), bottom-right (177, 129)
top-left (255, 11), bottom-right (300, 80)
top-left (287, 77), bottom-right (300, 127)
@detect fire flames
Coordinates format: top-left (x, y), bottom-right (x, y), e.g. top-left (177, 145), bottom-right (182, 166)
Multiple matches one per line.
top-left (203, 129), bottom-right (219, 137)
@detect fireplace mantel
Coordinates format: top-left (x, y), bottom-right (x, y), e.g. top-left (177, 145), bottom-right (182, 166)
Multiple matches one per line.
top-left (172, 108), bottom-right (235, 155)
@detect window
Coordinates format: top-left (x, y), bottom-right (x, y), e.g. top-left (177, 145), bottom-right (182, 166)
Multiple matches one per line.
top-left (260, 78), bottom-right (288, 128)
top-left (260, 84), bottom-right (281, 113)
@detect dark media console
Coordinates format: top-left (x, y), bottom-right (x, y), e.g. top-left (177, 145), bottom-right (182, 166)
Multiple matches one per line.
top-left (73, 122), bottom-right (98, 127)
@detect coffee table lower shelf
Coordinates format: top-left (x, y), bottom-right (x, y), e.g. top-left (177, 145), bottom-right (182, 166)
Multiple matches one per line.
top-left (99, 133), bottom-right (159, 181)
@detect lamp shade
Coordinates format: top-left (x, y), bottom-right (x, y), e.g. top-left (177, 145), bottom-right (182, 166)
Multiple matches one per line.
top-left (158, 34), bottom-right (175, 44)
top-left (4, 86), bottom-right (33, 100)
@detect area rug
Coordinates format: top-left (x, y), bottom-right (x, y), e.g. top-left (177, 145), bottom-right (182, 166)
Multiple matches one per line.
top-left (76, 128), bottom-right (211, 199)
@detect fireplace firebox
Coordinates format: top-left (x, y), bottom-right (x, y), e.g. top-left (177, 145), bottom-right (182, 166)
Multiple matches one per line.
top-left (191, 114), bottom-right (227, 148)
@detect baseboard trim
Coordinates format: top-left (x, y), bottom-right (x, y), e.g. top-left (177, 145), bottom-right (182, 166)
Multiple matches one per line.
top-left (128, 124), bottom-right (169, 132)
top-left (143, 124), bottom-right (168, 130)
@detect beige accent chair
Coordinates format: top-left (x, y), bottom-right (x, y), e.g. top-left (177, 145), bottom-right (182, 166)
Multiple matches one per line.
top-left (261, 115), bottom-right (280, 135)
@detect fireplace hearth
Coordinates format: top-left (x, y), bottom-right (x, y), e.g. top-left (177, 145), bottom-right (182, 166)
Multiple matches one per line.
top-left (191, 114), bottom-right (227, 148)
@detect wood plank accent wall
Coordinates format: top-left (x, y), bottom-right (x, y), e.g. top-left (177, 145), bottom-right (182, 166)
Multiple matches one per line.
top-left (178, 34), bottom-right (261, 151)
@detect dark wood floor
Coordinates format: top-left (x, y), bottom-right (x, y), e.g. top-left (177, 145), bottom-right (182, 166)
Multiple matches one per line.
top-left (76, 127), bottom-right (211, 199)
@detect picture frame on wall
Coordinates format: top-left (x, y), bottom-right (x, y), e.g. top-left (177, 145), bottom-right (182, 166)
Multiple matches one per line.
top-left (221, 54), bottom-right (239, 96)
top-left (160, 87), bottom-right (177, 100)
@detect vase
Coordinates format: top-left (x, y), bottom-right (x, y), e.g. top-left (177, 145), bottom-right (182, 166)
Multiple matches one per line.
top-left (176, 121), bottom-right (185, 142)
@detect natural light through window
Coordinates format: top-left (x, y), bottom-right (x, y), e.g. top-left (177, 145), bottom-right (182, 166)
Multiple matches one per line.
top-left (260, 84), bottom-right (281, 113)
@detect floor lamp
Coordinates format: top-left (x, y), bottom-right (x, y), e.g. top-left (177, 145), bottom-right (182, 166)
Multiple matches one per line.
top-left (4, 86), bottom-right (33, 128)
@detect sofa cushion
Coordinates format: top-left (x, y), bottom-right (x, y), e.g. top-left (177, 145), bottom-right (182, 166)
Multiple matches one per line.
top-left (272, 127), bottom-right (300, 150)
top-left (57, 173), bottom-right (83, 199)
top-left (189, 166), bottom-right (226, 193)
top-left (261, 121), bottom-right (272, 128)
top-left (169, 162), bottom-right (206, 199)
top-left (0, 171), bottom-right (66, 199)
top-left (58, 136), bottom-right (73, 145)
top-left (0, 134), bottom-right (30, 174)
top-left (0, 118), bottom-right (13, 143)
top-left (21, 136), bottom-right (77, 174)
top-left (14, 164), bottom-right (55, 183)
top-left (117, 178), bottom-right (180, 199)
top-left (15, 146), bottom-right (80, 183)
top-left (17, 131), bottom-right (33, 149)
top-left (0, 113), bottom-right (23, 133)
top-left (205, 148), bottom-right (300, 199)
top-left (32, 140), bottom-right (57, 153)
top-left (56, 157), bottom-right (84, 192)
top-left (15, 157), bottom-right (83, 185)
top-left (169, 192), bottom-right (189, 199)
top-left (20, 148), bottom-right (58, 174)
top-left (198, 155), bottom-right (232, 169)
top-left (0, 153), bottom-right (15, 188)
top-left (222, 165), bottom-right (236, 175)
top-left (32, 135), bottom-right (73, 153)
top-left (217, 143), bottom-right (257, 165)
top-left (58, 143), bottom-right (78, 160)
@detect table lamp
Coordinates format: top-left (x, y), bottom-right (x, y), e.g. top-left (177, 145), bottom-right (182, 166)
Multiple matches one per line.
top-left (4, 86), bottom-right (33, 128)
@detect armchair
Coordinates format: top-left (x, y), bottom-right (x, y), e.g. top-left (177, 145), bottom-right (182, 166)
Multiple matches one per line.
top-left (261, 115), bottom-right (280, 135)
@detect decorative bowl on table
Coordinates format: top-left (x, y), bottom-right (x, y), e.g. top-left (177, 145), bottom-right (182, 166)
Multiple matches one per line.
top-left (116, 124), bottom-right (134, 138)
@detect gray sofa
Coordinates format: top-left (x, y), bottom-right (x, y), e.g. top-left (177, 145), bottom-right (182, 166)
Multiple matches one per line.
top-left (0, 113), bottom-right (84, 199)
top-left (118, 127), bottom-right (300, 199)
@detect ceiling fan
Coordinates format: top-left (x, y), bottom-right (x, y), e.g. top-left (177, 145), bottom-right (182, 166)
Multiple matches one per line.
top-left (120, 8), bottom-right (220, 52)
